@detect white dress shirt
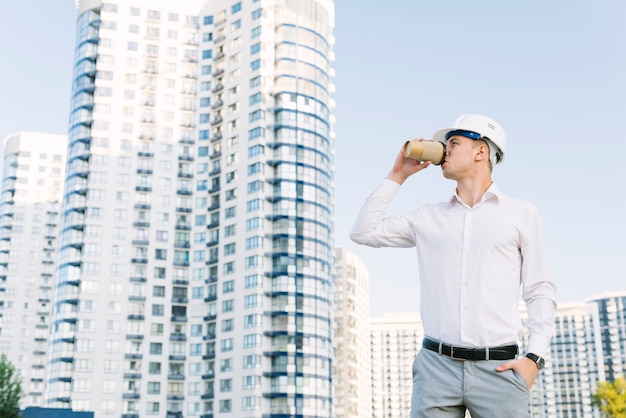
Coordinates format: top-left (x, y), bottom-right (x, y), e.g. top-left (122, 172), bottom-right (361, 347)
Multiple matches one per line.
top-left (350, 178), bottom-right (557, 357)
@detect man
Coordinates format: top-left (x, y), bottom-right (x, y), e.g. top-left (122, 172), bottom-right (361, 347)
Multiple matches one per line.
top-left (350, 114), bottom-right (557, 417)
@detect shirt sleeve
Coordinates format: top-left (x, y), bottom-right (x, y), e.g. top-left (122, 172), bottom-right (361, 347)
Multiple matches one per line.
top-left (349, 178), bottom-right (417, 248)
top-left (520, 207), bottom-right (558, 357)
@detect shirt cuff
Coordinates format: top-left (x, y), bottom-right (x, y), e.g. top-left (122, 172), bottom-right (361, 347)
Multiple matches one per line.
top-left (377, 177), bottom-right (402, 197)
top-left (526, 336), bottom-right (549, 359)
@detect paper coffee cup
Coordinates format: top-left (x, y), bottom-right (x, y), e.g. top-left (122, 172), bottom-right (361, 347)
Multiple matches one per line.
top-left (403, 140), bottom-right (445, 165)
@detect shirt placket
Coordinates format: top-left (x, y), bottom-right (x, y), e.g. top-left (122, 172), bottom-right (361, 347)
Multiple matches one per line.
top-left (459, 208), bottom-right (473, 344)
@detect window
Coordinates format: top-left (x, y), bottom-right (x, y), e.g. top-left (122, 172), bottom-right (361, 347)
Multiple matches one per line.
top-left (146, 402), bottom-right (160, 415)
top-left (250, 59), bottom-right (261, 71)
top-left (249, 92), bottom-right (262, 106)
top-left (225, 188), bottom-right (237, 201)
top-left (243, 396), bottom-right (260, 411)
top-left (189, 362), bottom-right (201, 376)
top-left (222, 319), bottom-right (234, 332)
top-left (243, 354), bottom-right (260, 368)
top-left (190, 343), bottom-right (202, 356)
top-left (151, 324), bottom-right (164, 336)
top-left (192, 287), bottom-right (204, 299)
top-left (220, 378), bottom-right (232, 392)
top-left (243, 375), bottom-right (261, 390)
top-left (195, 214), bottom-right (207, 226)
top-left (246, 217), bottom-right (261, 231)
top-left (225, 206), bottom-right (236, 219)
top-left (250, 75), bottom-right (262, 88)
top-left (243, 334), bottom-right (260, 348)
top-left (221, 339), bottom-right (233, 352)
top-left (251, 26), bottom-right (261, 38)
top-left (223, 280), bottom-right (234, 293)
top-left (225, 225), bottom-right (236, 237)
top-left (244, 294), bottom-right (259, 308)
top-left (249, 109), bottom-right (264, 122)
top-left (224, 243), bottom-right (236, 256)
top-left (153, 286), bottom-right (165, 297)
top-left (246, 199), bottom-right (262, 213)
top-left (152, 304), bottom-right (164, 316)
top-left (245, 274), bottom-right (260, 288)
top-left (219, 400), bottom-right (232, 413)
top-left (149, 362), bottom-right (161, 374)
top-left (147, 382), bottom-right (161, 394)
top-left (226, 171), bottom-right (238, 183)
top-left (248, 127), bottom-right (264, 140)
top-left (155, 249), bottom-right (167, 260)
top-left (247, 180), bottom-right (262, 194)
top-left (244, 314), bottom-right (260, 328)
top-left (248, 144), bottom-right (264, 157)
top-left (203, 16), bottom-right (214, 25)
top-left (149, 343), bottom-right (162, 354)
top-left (220, 358), bottom-right (232, 372)
top-left (248, 163), bottom-right (262, 177)
top-left (202, 50), bottom-right (212, 59)
top-left (250, 42), bottom-right (261, 54)
top-left (251, 8), bottom-right (263, 19)
top-left (246, 236), bottom-right (262, 250)
top-left (222, 299), bottom-right (234, 313)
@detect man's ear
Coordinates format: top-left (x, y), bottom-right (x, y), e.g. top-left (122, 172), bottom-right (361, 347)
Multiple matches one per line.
top-left (475, 143), bottom-right (489, 161)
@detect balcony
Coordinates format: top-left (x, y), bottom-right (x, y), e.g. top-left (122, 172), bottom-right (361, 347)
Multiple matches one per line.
top-left (170, 333), bottom-right (187, 342)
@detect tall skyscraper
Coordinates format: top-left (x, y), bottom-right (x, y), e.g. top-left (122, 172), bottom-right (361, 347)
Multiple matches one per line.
top-left (332, 247), bottom-right (371, 418)
top-left (369, 313), bottom-right (423, 418)
top-left (46, 1), bottom-right (335, 416)
top-left (0, 131), bottom-right (67, 408)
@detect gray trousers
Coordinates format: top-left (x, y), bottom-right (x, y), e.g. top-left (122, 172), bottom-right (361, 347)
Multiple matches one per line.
top-left (410, 347), bottom-right (530, 418)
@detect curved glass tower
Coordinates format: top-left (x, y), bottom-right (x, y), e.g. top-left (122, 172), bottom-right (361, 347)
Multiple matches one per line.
top-left (262, 1), bottom-right (335, 416)
top-left (46, 0), bottom-right (335, 417)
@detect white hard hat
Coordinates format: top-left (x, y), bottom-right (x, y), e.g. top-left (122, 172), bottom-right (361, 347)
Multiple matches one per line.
top-left (433, 114), bottom-right (507, 165)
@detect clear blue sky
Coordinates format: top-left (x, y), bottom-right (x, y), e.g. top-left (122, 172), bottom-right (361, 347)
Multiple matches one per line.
top-left (1, 1), bottom-right (625, 316)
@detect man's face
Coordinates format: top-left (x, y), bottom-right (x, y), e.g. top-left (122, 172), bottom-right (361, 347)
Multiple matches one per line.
top-left (441, 135), bottom-right (479, 180)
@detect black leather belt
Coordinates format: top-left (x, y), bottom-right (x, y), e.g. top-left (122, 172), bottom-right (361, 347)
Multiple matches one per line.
top-left (423, 338), bottom-right (518, 361)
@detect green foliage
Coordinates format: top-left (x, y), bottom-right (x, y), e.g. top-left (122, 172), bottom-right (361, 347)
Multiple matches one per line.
top-left (593, 377), bottom-right (626, 418)
top-left (0, 354), bottom-right (23, 418)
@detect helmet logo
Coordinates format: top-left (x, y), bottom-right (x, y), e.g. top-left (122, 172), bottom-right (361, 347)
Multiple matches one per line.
top-left (487, 123), bottom-right (495, 130)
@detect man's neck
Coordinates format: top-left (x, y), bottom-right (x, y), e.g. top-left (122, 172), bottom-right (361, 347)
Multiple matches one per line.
top-left (455, 176), bottom-right (493, 207)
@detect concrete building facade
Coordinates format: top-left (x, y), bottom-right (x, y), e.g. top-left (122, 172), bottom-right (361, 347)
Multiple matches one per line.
top-left (369, 313), bottom-right (423, 418)
top-left (0, 131), bottom-right (67, 407)
top-left (332, 247), bottom-right (371, 418)
top-left (45, 1), bottom-right (335, 417)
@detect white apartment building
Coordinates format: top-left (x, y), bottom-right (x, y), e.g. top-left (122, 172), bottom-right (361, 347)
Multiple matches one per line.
top-left (0, 131), bottom-right (67, 408)
top-left (332, 247), bottom-right (371, 418)
top-left (512, 291), bottom-right (626, 417)
top-left (369, 313), bottom-right (423, 418)
top-left (46, 1), bottom-right (335, 417)
top-left (371, 290), bottom-right (626, 418)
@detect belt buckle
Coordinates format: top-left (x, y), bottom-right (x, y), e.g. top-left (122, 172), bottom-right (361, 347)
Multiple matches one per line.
top-left (450, 346), bottom-right (466, 361)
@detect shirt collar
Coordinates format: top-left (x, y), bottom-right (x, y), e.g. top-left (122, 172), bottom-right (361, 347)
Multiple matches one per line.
top-left (448, 182), bottom-right (502, 208)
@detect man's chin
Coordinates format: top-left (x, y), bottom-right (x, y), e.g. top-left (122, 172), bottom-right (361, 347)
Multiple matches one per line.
top-left (441, 165), bottom-right (454, 179)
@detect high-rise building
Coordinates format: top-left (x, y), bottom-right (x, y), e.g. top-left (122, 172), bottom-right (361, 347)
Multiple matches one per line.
top-left (588, 291), bottom-right (626, 382)
top-left (512, 291), bottom-right (626, 418)
top-left (522, 302), bottom-right (595, 417)
top-left (370, 291), bottom-right (626, 418)
top-left (0, 131), bottom-right (67, 408)
top-left (332, 247), bottom-right (371, 418)
top-left (369, 313), bottom-right (423, 418)
top-left (46, 1), bottom-right (335, 416)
